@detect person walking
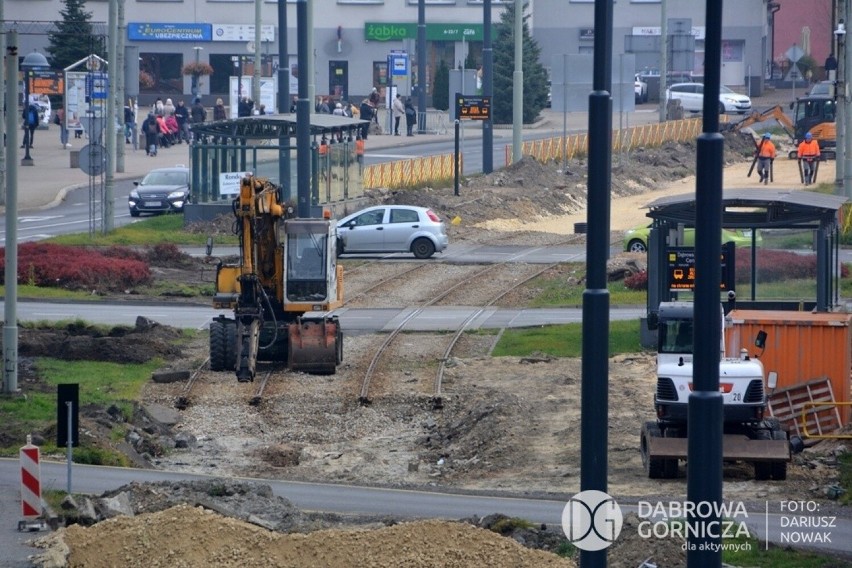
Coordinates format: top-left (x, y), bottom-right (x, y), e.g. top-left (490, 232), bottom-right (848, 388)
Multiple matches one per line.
top-left (124, 103), bottom-right (135, 147)
top-left (21, 100), bottom-right (39, 149)
top-left (355, 132), bottom-right (365, 176)
top-left (191, 97), bottom-right (207, 125)
top-left (213, 98), bottom-right (227, 121)
top-left (142, 112), bottom-right (159, 156)
top-left (163, 98), bottom-right (176, 116)
top-left (756, 133), bottom-right (776, 185)
top-left (359, 98), bottom-right (373, 140)
top-left (54, 107), bottom-right (70, 149)
top-left (797, 132), bottom-right (820, 185)
top-left (392, 94), bottom-right (405, 136)
top-left (174, 100), bottom-right (190, 144)
top-left (404, 98), bottom-right (417, 137)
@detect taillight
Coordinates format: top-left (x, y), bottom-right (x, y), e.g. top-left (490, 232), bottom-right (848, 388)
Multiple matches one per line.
top-left (426, 209), bottom-right (441, 222)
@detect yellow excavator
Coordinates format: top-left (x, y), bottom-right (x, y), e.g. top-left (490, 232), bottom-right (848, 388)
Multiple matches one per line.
top-left (729, 96), bottom-right (836, 159)
top-left (209, 175), bottom-right (344, 381)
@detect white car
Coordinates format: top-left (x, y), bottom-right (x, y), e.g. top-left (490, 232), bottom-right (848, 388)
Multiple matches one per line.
top-left (634, 74), bottom-right (648, 103)
top-left (336, 205), bottom-right (448, 259)
top-left (666, 82), bottom-right (752, 114)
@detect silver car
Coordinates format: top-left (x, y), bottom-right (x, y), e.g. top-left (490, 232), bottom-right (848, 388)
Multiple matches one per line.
top-left (336, 205), bottom-right (448, 259)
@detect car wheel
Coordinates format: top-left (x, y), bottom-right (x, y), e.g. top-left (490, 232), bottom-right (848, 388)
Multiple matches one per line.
top-left (627, 239), bottom-right (647, 253)
top-left (411, 237), bottom-right (436, 259)
top-left (336, 237), bottom-right (344, 258)
top-left (718, 102), bottom-right (726, 115)
top-left (130, 209), bottom-right (140, 218)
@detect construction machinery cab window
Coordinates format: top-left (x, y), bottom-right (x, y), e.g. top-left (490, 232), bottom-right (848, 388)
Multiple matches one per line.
top-left (795, 98), bottom-right (835, 123)
top-left (285, 224), bottom-right (330, 301)
top-left (660, 317), bottom-right (693, 354)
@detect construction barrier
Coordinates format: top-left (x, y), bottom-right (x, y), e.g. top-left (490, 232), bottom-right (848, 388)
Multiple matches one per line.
top-left (363, 153), bottom-right (461, 190)
top-left (506, 117), bottom-right (704, 166)
top-left (19, 435), bottom-right (41, 519)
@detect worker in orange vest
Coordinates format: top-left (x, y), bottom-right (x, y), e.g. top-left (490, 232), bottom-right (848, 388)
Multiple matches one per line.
top-left (797, 132), bottom-right (820, 185)
top-left (756, 133), bottom-right (776, 185)
top-left (355, 133), bottom-right (365, 175)
top-left (318, 135), bottom-right (329, 180)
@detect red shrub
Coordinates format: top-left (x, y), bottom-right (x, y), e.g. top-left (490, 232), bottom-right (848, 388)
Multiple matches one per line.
top-left (0, 243), bottom-right (151, 292)
top-left (734, 249), bottom-right (849, 282)
top-left (147, 243), bottom-right (191, 266)
top-left (624, 270), bottom-right (648, 290)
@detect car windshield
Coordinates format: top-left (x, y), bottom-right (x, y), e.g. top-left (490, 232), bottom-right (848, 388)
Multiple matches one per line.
top-left (142, 172), bottom-right (187, 186)
top-left (719, 85), bottom-right (734, 94)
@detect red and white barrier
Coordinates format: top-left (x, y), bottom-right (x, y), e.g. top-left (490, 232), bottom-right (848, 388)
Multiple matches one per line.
top-left (19, 435), bottom-right (41, 519)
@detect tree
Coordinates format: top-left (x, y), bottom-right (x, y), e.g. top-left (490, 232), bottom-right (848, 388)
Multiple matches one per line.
top-left (432, 60), bottom-right (450, 111)
top-left (46, 0), bottom-right (105, 71)
top-left (492, 2), bottom-right (549, 124)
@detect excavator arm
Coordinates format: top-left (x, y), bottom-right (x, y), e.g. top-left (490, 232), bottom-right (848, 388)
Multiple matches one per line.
top-left (727, 105), bottom-right (795, 141)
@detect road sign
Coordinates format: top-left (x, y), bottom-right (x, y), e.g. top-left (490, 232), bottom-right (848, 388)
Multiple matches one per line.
top-left (785, 44), bottom-right (805, 64)
top-left (78, 144), bottom-right (107, 176)
top-left (86, 72), bottom-right (108, 100)
top-left (455, 94), bottom-right (491, 121)
top-left (390, 53), bottom-right (408, 76)
top-left (665, 244), bottom-right (734, 292)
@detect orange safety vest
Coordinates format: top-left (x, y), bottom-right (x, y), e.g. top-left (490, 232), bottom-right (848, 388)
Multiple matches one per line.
top-left (319, 142), bottom-right (328, 156)
top-left (757, 140), bottom-right (776, 159)
top-left (355, 138), bottom-right (365, 156)
top-left (797, 139), bottom-right (820, 159)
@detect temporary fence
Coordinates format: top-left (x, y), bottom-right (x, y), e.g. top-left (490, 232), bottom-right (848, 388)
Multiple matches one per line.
top-left (506, 116), bottom-right (704, 165)
top-left (363, 153), bottom-right (461, 189)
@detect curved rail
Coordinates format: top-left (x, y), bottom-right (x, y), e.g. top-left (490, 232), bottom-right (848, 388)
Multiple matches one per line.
top-left (175, 357), bottom-right (211, 410)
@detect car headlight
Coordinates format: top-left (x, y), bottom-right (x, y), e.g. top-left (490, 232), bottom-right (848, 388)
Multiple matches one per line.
top-left (130, 190), bottom-right (139, 199)
top-left (168, 190), bottom-right (188, 199)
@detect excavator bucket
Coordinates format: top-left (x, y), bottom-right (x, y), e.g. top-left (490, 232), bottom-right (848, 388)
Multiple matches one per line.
top-left (644, 431), bottom-right (789, 462)
top-left (287, 316), bottom-right (342, 375)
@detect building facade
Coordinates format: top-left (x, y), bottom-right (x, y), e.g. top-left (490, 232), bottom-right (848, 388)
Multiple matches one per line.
top-left (5, 0), bottom-right (774, 110)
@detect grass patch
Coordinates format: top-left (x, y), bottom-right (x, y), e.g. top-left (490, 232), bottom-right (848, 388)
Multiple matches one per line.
top-left (722, 534), bottom-right (849, 567)
top-left (492, 319), bottom-right (646, 358)
top-left (526, 265), bottom-right (646, 307)
top-left (48, 215), bottom-right (238, 247)
top-left (0, 358), bottom-right (159, 457)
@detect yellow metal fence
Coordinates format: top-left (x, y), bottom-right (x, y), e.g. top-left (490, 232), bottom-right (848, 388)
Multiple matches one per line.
top-left (362, 117), bottom-right (703, 190)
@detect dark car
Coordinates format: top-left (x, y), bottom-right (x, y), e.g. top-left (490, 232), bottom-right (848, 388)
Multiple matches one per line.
top-left (128, 166), bottom-right (191, 217)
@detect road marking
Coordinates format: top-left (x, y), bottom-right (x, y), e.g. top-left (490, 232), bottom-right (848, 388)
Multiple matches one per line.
top-left (19, 216), bottom-right (63, 223)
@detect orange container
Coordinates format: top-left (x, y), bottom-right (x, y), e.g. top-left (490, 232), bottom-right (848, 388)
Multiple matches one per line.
top-left (725, 310), bottom-right (852, 424)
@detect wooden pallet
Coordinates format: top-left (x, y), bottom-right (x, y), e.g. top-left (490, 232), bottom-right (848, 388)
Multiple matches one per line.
top-left (768, 378), bottom-right (843, 439)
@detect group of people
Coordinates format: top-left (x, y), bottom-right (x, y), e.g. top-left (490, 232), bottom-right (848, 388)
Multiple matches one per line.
top-left (754, 131), bottom-right (822, 186)
top-left (140, 97), bottom-right (206, 157)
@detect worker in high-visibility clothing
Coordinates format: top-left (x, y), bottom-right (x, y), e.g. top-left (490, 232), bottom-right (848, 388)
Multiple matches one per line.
top-left (797, 132), bottom-right (821, 185)
top-left (355, 133), bottom-right (365, 176)
top-left (756, 133), bottom-right (776, 185)
top-left (318, 135), bottom-right (329, 180)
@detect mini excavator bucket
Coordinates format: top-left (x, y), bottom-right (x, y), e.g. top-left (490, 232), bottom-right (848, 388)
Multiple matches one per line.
top-left (287, 317), bottom-right (342, 374)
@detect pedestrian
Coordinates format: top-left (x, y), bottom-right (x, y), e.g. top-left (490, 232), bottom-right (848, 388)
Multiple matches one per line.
top-left (318, 97), bottom-right (331, 114)
top-left (163, 98), bottom-right (176, 116)
top-left (21, 100), bottom-right (39, 149)
top-left (154, 97), bottom-right (164, 116)
top-left (54, 107), bottom-right (70, 149)
top-left (124, 103), bottom-right (135, 146)
top-left (404, 98), bottom-right (417, 136)
top-left (756, 133), bottom-right (776, 185)
top-left (156, 113), bottom-right (171, 147)
top-left (213, 98), bottom-right (227, 121)
top-left (332, 102), bottom-right (346, 116)
top-left (238, 96), bottom-right (254, 117)
top-left (290, 96), bottom-right (298, 113)
top-left (258, 104), bottom-right (267, 115)
top-left (191, 97), bottom-right (207, 124)
top-left (174, 100), bottom-right (190, 143)
top-left (355, 132), bottom-right (365, 175)
top-left (318, 135), bottom-right (329, 180)
top-left (797, 132), bottom-right (820, 185)
top-left (164, 113), bottom-right (180, 145)
top-left (359, 98), bottom-right (373, 140)
top-left (142, 112), bottom-right (159, 156)
top-left (392, 94), bottom-right (405, 136)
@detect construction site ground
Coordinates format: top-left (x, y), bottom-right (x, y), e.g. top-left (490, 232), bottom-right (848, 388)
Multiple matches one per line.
top-left (20, 131), bottom-right (852, 567)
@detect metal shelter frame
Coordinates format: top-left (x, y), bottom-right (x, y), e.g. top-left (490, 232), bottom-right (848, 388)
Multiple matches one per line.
top-left (187, 114), bottom-right (365, 212)
top-left (644, 189), bottom-right (849, 315)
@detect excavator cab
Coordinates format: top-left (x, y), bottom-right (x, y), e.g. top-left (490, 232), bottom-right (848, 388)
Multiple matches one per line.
top-left (792, 96), bottom-right (837, 158)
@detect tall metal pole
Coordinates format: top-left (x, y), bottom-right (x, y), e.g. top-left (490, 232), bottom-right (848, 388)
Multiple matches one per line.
top-left (659, 0), bottom-right (668, 122)
top-left (277, 0), bottom-right (288, 114)
top-left (253, 0), bottom-right (262, 106)
top-left (306, 0), bottom-right (315, 114)
top-left (0, 1), bottom-right (7, 206)
top-left (296, 0), bottom-right (311, 217)
top-left (3, 31), bottom-right (18, 394)
top-left (116, 0), bottom-right (126, 174)
top-left (581, 0), bottom-right (612, 565)
top-left (845, 0), bottom-right (852, 198)
top-left (689, 0), bottom-right (725, 564)
top-left (511, 0), bottom-right (523, 163)
top-left (417, 0), bottom-right (426, 133)
top-left (836, 13), bottom-right (845, 192)
top-left (104, 0), bottom-right (117, 233)
top-left (482, 0), bottom-right (493, 173)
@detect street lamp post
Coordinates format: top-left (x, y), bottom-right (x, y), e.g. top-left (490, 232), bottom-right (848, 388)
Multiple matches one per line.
top-left (20, 51), bottom-right (49, 166)
top-left (192, 46), bottom-right (203, 98)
